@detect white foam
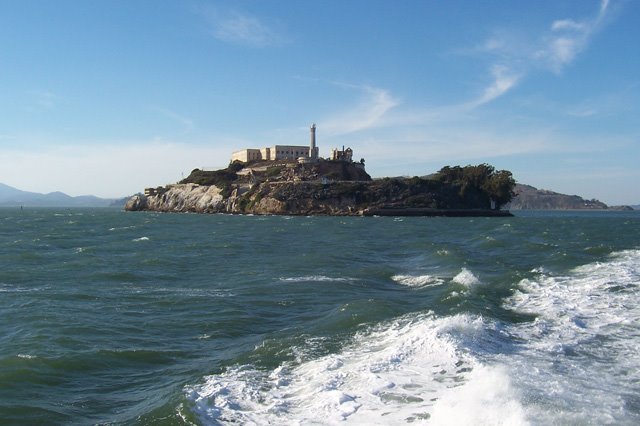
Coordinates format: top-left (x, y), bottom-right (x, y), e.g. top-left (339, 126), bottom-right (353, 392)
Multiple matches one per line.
top-left (279, 276), bottom-right (355, 283)
top-left (508, 249), bottom-right (640, 351)
top-left (109, 225), bottom-right (136, 231)
top-left (392, 274), bottom-right (444, 288)
top-left (429, 364), bottom-right (526, 426)
top-left (503, 249), bottom-right (640, 424)
top-left (146, 287), bottom-right (234, 298)
top-left (132, 236), bottom-right (149, 242)
top-left (452, 268), bottom-right (480, 287)
top-left (17, 354), bottom-right (37, 359)
top-left (185, 313), bottom-right (527, 425)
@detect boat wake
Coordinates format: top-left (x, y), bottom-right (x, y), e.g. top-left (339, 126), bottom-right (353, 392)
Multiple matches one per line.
top-left (184, 249), bottom-right (640, 425)
top-left (184, 312), bottom-right (526, 425)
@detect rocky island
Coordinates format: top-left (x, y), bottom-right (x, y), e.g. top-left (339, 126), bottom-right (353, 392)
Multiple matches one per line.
top-left (125, 123), bottom-right (515, 217)
top-left (124, 161), bottom-right (515, 217)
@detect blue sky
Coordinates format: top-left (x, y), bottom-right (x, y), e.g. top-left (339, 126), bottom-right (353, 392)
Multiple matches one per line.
top-left (0, 0), bottom-right (638, 204)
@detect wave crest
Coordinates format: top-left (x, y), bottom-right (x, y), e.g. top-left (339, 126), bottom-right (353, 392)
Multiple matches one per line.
top-left (452, 268), bottom-right (480, 287)
top-left (392, 274), bottom-right (444, 288)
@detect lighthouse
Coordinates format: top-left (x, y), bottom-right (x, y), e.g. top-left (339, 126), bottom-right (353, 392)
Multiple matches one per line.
top-left (309, 123), bottom-right (319, 160)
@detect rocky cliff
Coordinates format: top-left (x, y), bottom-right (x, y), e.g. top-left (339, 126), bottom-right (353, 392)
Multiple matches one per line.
top-left (125, 184), bottom-right (228, 213)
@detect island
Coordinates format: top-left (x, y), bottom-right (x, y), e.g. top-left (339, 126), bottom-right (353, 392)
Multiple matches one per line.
top-left (125, 124), bottom-right (515, 217)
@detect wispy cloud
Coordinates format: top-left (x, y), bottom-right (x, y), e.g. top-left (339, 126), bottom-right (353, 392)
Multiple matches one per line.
top-left (466, 65), bottom-right (521, 109)
top-left (472, 0), bottom-right (611, 105)
top-left (200, 7), bottom-right (286, 47)
top-left (551, 20), bottom-right (588, 32)
top-left (322, 84), bottom-right (399, 135)
top-left (566, 106), bottom-right (599, 118)
top-left (536, 0), bottom-right (609, 73)
top-left (313, 75), bottom-right (619, 178)
top-left (316, 84), bottom-right (546, 167)
top-left (154, 107), bottom-right (195, 133)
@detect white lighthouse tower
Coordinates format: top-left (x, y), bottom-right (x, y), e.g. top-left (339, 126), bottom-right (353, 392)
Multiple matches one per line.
top-left (309, 123), bottom-right (319, 160)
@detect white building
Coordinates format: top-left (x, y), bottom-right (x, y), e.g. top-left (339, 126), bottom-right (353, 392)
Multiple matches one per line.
top-left (231, 124), bottom-right (320, 163)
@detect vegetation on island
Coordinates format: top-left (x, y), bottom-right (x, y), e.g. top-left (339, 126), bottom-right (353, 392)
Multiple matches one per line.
top-left (178, 162), bottom-right (243, 197)
top-left (434, 164), bottom-right (516, 210)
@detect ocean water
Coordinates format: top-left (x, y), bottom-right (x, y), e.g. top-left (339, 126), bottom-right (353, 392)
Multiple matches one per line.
top-left (1, 208), bottom-right (639, 425)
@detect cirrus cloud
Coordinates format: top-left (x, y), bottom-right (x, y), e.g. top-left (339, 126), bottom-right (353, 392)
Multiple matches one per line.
top-left (474, 0), bottom-right (611, 104)
top-left (199, 7), bottom-right (287, 47)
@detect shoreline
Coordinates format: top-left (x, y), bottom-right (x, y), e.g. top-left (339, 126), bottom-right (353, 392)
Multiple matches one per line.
top-left (360, 208), bottom-right (513, 217)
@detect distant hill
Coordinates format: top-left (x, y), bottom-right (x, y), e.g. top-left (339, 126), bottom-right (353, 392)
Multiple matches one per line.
top-left (0, 183), bottom-right (119, 207)
top-left (508, 184), bottom-right (630, 210)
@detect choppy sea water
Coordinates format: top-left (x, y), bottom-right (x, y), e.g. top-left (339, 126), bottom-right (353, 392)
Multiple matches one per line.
top-left (1, 208), bottom-right (639, 425)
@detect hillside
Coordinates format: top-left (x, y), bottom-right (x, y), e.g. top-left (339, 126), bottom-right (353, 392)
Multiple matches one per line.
top-left (0, 183), bottom-right (118, 207)
top-left (508, 184), bottom-right (613, 210)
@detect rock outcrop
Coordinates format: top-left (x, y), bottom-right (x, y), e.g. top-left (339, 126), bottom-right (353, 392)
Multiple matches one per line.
top-left (125, 184), bottom-right (227, 213)
top-left (125, 182), bottom-right (370, 215)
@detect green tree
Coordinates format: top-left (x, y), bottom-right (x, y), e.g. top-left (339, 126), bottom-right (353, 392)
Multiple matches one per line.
top-left (483, 169), bottom-right (516, 209)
